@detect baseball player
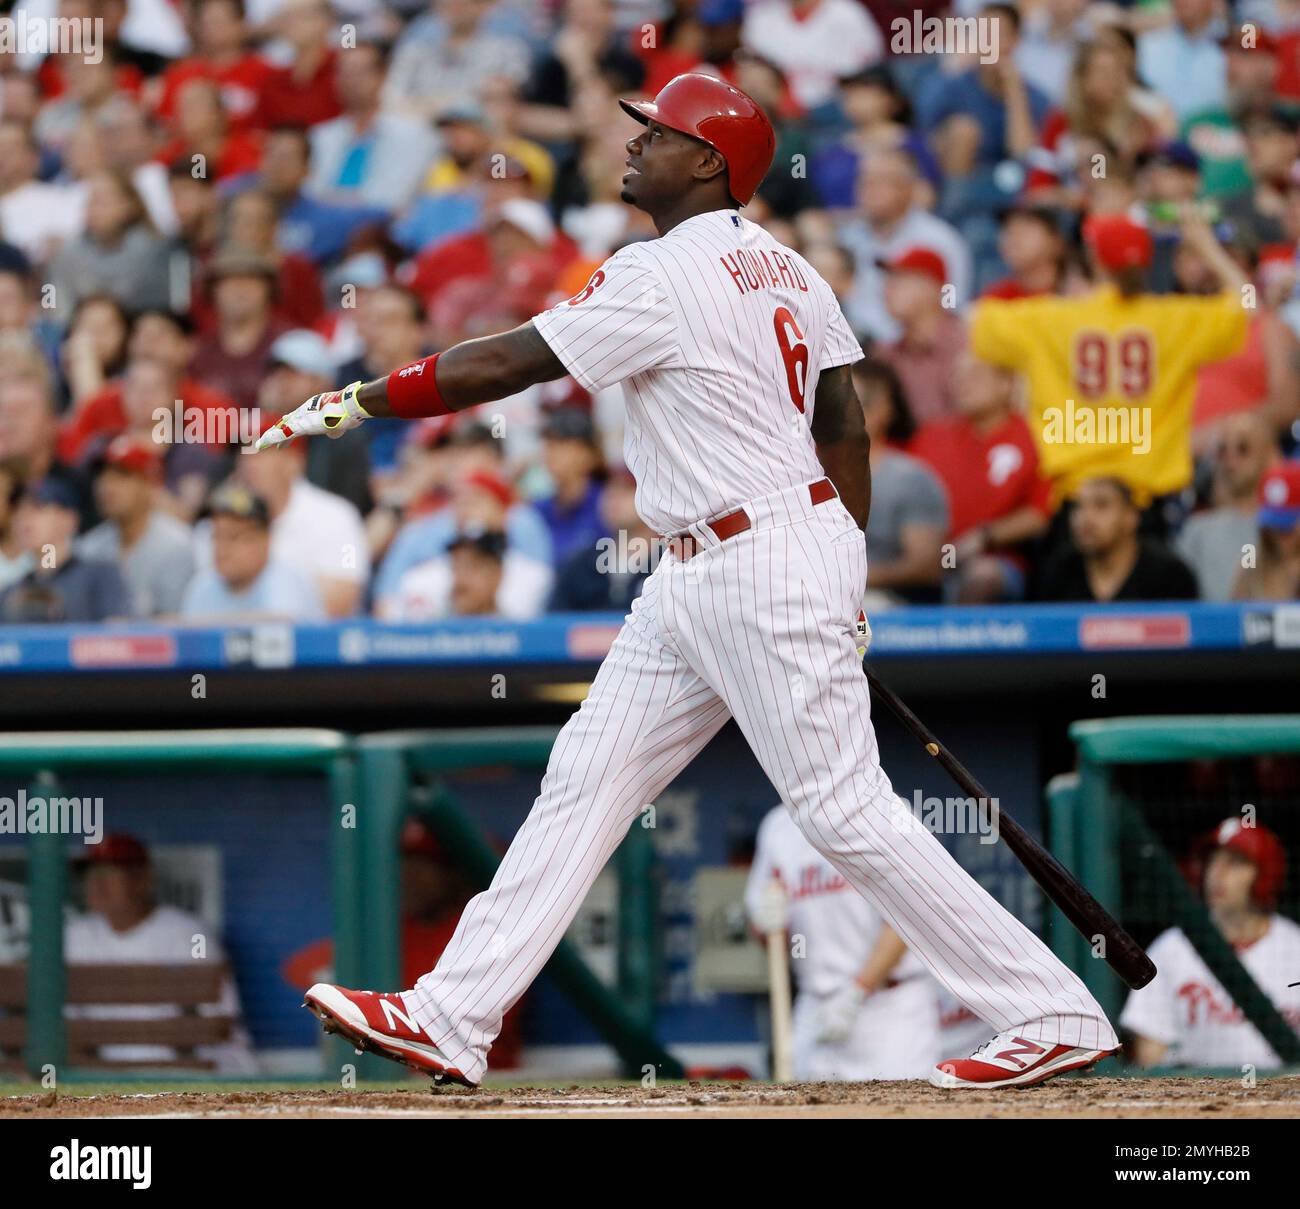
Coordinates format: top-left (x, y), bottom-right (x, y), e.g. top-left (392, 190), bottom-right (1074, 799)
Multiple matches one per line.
top-left (745, 804), bottom-right (939, 1080)
top-left (259, 74), bottom-right (1119, 1089)
top-left (1121, 818), bottom-right (1300, 1070)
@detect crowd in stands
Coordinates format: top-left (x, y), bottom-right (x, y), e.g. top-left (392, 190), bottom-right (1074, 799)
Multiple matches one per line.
top-left (0, 0), bottom-right (1298, 625)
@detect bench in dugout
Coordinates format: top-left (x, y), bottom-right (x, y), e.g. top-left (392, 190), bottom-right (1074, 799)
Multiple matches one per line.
top-left (0, 963), bottom-right (234, 1072)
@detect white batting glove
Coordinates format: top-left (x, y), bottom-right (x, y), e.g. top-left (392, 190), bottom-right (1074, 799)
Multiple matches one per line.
top-left (751, 879), bottom-right (789, 935)
top-left (814, 981), bottom-right (869, 1045)
top-left (254, 381), bottom-right (369, 451)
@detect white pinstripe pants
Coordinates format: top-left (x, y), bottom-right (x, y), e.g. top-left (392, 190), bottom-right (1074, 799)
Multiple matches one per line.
top-left (408, 481), bottom-right (1118, 1081)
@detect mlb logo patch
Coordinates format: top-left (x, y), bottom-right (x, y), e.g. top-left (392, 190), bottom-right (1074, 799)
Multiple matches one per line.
top-left (731, 214), bottom-right (741, 227)
top-left (855, 610), bottom-right (868, 640)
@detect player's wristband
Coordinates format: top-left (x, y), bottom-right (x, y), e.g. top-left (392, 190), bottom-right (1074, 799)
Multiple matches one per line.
top-left (386, 353), bottom-right (451, 418)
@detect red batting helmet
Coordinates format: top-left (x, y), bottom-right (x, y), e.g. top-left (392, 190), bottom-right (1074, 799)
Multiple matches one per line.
top-left (1204, 818), bottom-right (1287, 909)
top-left (619, 73), bottom-right (776, 206)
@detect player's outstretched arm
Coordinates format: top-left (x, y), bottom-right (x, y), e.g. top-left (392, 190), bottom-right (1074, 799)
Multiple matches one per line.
top-left (810, 363), bottom-right (871, 530)
top-left (255, 322), bottom-right (568, 450)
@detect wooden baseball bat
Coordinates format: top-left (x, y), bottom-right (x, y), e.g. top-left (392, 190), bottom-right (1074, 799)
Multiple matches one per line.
top-left (863, 662), bottom-right (1157, 991)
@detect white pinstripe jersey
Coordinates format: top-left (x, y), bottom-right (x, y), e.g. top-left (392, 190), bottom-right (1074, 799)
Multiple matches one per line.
top-left (532, 209), bottom-right (864, 536)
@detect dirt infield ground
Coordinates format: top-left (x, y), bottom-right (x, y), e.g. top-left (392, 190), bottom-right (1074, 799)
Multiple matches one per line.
top-left (3, 1076), bottom-right (1299, 1118)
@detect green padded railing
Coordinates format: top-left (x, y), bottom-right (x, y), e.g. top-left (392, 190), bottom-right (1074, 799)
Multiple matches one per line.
top-left (1054, 715), bottom-right (1300, 1061)
top-left (353, 729), bottom-right (682, 1081)
top-left (0, 729), bottom-right (357, 1078)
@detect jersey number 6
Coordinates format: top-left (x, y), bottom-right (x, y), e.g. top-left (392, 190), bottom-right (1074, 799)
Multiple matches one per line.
top-left (773, 306), bottom-right (809, 413)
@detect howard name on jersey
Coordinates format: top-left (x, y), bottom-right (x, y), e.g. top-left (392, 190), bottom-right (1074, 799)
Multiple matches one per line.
top-left (532, 210), bottom-right (863, 537)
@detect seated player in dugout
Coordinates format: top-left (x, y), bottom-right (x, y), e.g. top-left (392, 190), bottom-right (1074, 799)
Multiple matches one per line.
top-left (1120, 819), bottom-right (1300, 1071)
top-left (260, 73), bottom-right (1122, 1091)
top-left (66, 833), bottom-right (257, 1074)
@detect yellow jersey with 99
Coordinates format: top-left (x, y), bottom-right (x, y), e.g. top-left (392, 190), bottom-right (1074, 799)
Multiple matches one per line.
top-left (970, 286), bottom-right (1248, 506)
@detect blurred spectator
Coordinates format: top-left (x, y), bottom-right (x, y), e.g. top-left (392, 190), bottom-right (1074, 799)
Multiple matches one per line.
top-left (536, 407), bottom-right (607, 568)
top-left (60, 308), bottom-right (234, 462)
top-left (308, 40), bottom-right (437, 212)
top-left (235, 429), bottom-right (370, 617)
top-left (0, 120), bottom-right (83, 265)
top-left (1186, 241), bottom-right (1300, 448)
top-left (336, 285), bottom-right (430, 487)
top-left (80, 436), bottom-right (197, 616)
top-left (741, 0), bottom-right (883, 115)
top-left (247, 125), bottom-right (387, 264)
top-left (0, 460), bottom-right (30, 591)
top-left (60, 294), bottom-right (132, 412)
top-left (427, 198), bottom-right (577, 345)
top-left (0, 257), bottom-right (62, 376)
top-left (180, 481), bottom-right (325, 619)
top-left (156, 77), bottom-right (263, 181)
top-left (48, 170), bottom-right (175, 318)
top-left (0, 478), bottom-right (130, 623)
top-left (0, 367), bottom-right (92, 523)
top-left (809, 65), bottom-right (939, 212)
top-left (852, 358), bottom-right (947, 606)
top-left (78, 436), bottom-right (198, 616)
top-left (190, 247), bottom-right (285, 410)
top-left (911, 352), bottom-right (1050, 603)
top-left (919, 5), bottom-right (1051, 178)
top-left (33, 49), bottom-right (124, 154)
top-left (386, 523), bottom-right (551, 620)
top-left (153, 0), bottom-right (271, 133)
top-left (971, 211), bottom-right (1248, 524)
top-left (1014, 0), bottom-right (1095, 105)
top-left (1025, 37), bottom-right (1170, 209)
top-left (730, 52), bottom-right (819, 218)
top-left (875, 247), bottom-right (965, 427)
top-left (1220, 108), bottom-right (1300, 247)
top-left (219, 187), bottom-right (325, 329)
top-left (377, 462), bottom-right (553, 618)
top-left (516, 0), bottom-right (646, 145)
top-left (256, 0), bottom-right (343, 128)
top-left (257, 327), bottom-right (373, 512)
top-left (97, 98), bottom-right (181, 236)
top-left (1232, 461), bottom-right (1300, 600)
top-left (1137, 0), bottom-right (1229, 122)
top-left (840, 147), bottom-right (971, 342)
top-left (981, 204), bottom-right (1066, 299)
top-left (1177, 414), bottom-right (1277, 601)
top-left (550, 467), bottom-right (652, 612)
top-left (384, 0), bottom-right (531, 124)
top-left (1035, 477), bottom-right (1199, 603)
top-left (66, 833), bottom-right (257, 1073)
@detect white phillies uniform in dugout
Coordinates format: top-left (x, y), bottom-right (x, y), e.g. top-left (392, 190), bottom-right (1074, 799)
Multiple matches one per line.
top-left (1120, 916), bottom-right (1300, 1069)
top-left (746, 805), bottom-right (939, 1079)
top-left (405, 210), bottom-right (1117, 1083)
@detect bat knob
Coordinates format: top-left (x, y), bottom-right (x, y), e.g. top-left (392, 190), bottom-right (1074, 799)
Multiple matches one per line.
top-left (926, 743), bottom-right (939, 756)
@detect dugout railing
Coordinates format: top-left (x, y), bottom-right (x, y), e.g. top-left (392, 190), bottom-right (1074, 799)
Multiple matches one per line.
top-left (4, 727), bottom-right (679, 1082)
top-left (1048, 716), bottom-right (1300, 1066)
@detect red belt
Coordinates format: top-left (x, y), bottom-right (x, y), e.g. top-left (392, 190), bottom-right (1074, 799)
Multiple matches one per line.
top-left (666, 478), bottom-right (837, 562)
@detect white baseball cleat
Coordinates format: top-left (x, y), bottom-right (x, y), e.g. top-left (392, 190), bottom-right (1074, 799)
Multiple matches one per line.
top-left (304, 982), bottom-right (476, 1086)
top-left (929, 1031), bottom-right (1117, 1089)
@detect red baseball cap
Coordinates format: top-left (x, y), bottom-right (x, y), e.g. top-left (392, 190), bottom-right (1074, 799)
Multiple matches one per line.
top-left (879, 246), bottom-right (948, 286)
top-left (1083, 213), bottom-right (1154, 272)
top-left (459, 468), bottom-right (514, 509)
top-left (1258, 461), bottom-right (1300, 530)
top-left (100, 435), bottom-right (163, 480)
top-left (77, 832), bottom-right (150, 867)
